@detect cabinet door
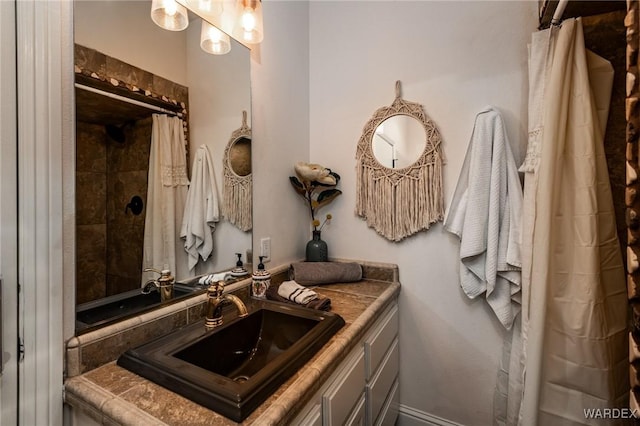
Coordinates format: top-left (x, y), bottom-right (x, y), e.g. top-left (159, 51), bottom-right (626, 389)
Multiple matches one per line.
top-left (364, 304), bottom-right (398, 380)
top-left (375, 379), bottom-right (399, 426)
top-left (345, 393), bottom-right (366, 426)
top-left (367, 338), bottom-right (399, 423)
top-left (323, 350), bottom-right (365, 425)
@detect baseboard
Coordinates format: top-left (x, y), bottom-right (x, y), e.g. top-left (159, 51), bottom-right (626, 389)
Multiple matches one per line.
top-left (397, 404), bottom-right (465, 426)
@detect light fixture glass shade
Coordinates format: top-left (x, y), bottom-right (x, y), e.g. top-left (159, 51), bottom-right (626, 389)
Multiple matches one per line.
top-left (151, 0), bottom-right (189, 31)
top-left (200, 21), bottom-right (231, 55)
top-left (232, 0), bottom-right (264, 44)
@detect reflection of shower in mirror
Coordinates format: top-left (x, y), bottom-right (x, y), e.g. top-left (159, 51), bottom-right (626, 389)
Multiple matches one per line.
top-left (73, 0), bottom-right (252, 331)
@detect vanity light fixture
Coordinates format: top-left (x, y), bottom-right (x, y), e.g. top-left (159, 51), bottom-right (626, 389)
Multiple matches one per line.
top-left (232, 0), bottom-right (264, 44)
top-left (151, 0), bottom-right (189, 31)
top-left (200, 20), bottom-right (231, 55)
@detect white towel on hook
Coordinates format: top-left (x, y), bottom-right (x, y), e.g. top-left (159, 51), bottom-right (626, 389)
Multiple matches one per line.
top-left (444, 106), bottom-right (523, 329)
top-left (180, 145), bottom-right (220, 271)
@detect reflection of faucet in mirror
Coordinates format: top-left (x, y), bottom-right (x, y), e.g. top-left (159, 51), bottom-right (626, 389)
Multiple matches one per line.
top-left (205, 281), bottom-right (248, 329)
top-left (142, 268), bottom-right (175, 302)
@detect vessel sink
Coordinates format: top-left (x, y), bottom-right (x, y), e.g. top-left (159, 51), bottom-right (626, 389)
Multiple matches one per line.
top-left (117, 300), bottom-right (345, 422)
top-left (76, 286), bottom-right (197, 332)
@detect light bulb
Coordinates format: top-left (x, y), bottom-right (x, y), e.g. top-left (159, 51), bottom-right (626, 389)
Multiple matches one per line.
top-left (200, 20), bottom-right (231, 55)
top-left (199, 0), bottom-right (212, 12)
top-left (232, 0), bottom-right (263, 44)
top-left (241, 8), bottom-right (256, 32)
top-left (151, 0), bottom-right (189, 31)
top-left (165, 0), bottom-right (177, 16)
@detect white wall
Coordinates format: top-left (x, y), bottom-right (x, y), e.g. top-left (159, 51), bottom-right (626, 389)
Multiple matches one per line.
top-left (307, 2), bottom-right (537, 425)
top-left (251, 0), bottom-right (311, 267)
top-left (74, 0), bottom-right (187, 85)
top-left (185, 18), bottom-right (253, 273)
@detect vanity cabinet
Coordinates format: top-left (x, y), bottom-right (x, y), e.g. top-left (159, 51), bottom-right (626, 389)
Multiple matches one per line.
top-left (293, 301), bottom-right (399, 425)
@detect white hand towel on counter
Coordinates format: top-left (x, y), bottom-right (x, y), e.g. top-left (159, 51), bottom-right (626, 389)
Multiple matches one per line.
top-left (180, 145), bottom-right (220, 272)
top-left (278, 280), bottom-right (318, 305)
top-left (444, 106), bottom-right (523, 329)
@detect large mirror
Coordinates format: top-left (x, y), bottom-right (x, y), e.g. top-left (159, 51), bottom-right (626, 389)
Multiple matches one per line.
top-left (73, 0), bottom-right (252, 330)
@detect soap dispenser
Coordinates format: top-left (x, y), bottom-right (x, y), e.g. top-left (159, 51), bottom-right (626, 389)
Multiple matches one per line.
top-left (230, 253), bottom-right (249, 277)
top-left (251, 256), bottom-right (271, 299)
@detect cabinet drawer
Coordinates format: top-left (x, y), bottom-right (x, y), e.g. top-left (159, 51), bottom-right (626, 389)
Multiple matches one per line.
top-left (367, 338), bottom-right (399, 423)
top-left (375, 379), bottom-right (399, 426)
top-left (323, 350), bottom-right (365, 425)
top-left (364, 304), bottom-right (398, 379)
top-left (345, 392), bottom-right (366, 426)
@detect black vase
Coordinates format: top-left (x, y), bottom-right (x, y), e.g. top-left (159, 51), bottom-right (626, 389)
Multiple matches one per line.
top-left (306, 230), bottom-right (328, 262)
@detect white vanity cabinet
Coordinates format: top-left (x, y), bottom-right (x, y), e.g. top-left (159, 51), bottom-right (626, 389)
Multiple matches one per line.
top-left (293, 301), bottom-right (399, 426)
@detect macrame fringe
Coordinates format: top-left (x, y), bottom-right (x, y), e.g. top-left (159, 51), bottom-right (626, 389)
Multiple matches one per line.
top-left (356, 156), bottom-right (443, 242)
top-left (224, 179), bottom-right (252, 232)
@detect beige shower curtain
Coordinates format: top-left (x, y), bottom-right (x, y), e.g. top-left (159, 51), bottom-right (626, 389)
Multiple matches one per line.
top-left (518, 18), bottom-right (628, 425)
top-left (142, 114), bottom-right (190, 284)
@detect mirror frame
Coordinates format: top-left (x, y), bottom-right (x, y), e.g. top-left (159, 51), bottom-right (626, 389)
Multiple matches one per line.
top-left (223, 111), bottom-right (252, 232)
top-left (355, 81), bottom-right (444, 242)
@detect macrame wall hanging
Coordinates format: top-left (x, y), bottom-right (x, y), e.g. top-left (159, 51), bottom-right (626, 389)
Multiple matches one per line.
top-left (355, 81), bottom-right (444, 242)
top-left (223, 111), bottom-right (252, 232)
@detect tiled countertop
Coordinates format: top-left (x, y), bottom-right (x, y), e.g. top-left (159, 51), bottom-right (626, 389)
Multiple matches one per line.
top-left (65, 265), bottom-right (400, 425)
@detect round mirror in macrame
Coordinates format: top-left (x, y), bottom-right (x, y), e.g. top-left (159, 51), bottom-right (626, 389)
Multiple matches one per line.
top-left (355, 81), bottom-right (444, 241)
top-left (223, 111), bottom-right (252, 232)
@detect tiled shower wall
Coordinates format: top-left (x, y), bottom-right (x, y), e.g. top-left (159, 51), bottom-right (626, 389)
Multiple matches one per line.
top-left (74, 44), bottom-right (188, 304)
top-left (76, 118), bottom-right (152, 304)
top-left (76, 122), bottom-right (108, 304)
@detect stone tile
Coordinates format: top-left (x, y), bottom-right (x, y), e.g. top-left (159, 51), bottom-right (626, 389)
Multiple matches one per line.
top-left (106, 274), bottom-right (140, 297)
top-left (76, 224), bottom-right (107, 304)
top-left (75, 44), bottom-right (107, 76)
top-left (313, 280), bottom-right (391, 299)
top-left (119, 382), bottom-right (225, 426)
top-left (76, 122), bottom-right (107, 173)
top-left (106, 171), bottom-right (148, 223)
top-left (85, 362), bottom-right (149, 397)
top-left (151, 75), bottom-right (189, 104)
top-left (105, 56), bottom-right (154, 91)
top-left (362, 264), bottom-right (397, 282)
top-left (108, 117), bottom-right (152, 173)
top-left (76, 172), bottom-right (107, 225)
top-left (79, 311), bottom-right (189, 374)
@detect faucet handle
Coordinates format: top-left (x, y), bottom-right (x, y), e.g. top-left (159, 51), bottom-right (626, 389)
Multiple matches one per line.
top-left (207, 280), bottom-right (225, 298)
top-left (144, 267), bottom-right (163, 276)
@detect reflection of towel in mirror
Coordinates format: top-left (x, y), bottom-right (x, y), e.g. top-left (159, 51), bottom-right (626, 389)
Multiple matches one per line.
top-left (180, 145), bottom-right (220, 272)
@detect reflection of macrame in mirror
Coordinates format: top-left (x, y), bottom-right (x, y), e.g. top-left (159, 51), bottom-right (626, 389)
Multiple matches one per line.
top-left (356, 81), bottom-right (444, 241)
top-left (223, 111), bottom-right (252, 232)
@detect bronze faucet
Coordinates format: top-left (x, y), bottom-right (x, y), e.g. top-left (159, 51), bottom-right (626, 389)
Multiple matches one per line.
top-left (142, 268), bottom-right (174, 302)
top-left (205, 281), bottom-right (248, 329)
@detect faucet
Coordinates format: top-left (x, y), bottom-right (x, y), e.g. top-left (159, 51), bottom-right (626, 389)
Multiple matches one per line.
top-left (142, 268), bottom-right (174, 302)
top-left (205, 281), bottom-right (248, 329)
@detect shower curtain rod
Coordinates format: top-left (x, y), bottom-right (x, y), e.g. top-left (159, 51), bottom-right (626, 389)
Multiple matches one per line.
top-left (75, 83), bottom-right (181, 117)
top-left (550, 0), bottom-right (569, 26)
